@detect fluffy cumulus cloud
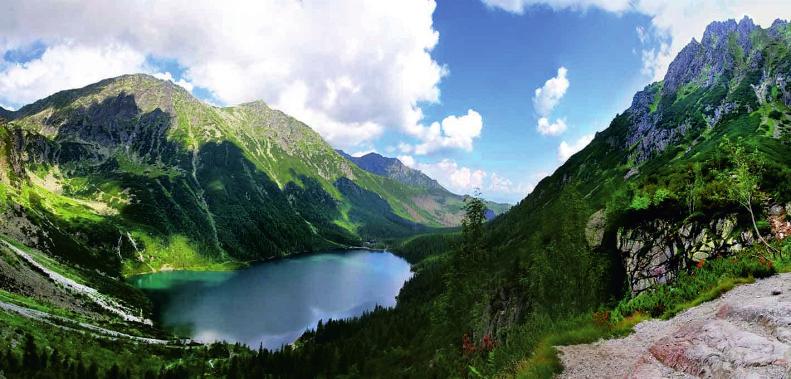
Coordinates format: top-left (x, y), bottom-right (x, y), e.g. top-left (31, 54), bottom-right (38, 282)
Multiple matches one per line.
top-left (558, 134), bottom-right (594, 162)
top-left (400, 156), bottom-right (534, 201)
top-left (532, 66), bottom-right (569, 117)
top-left (481, 0), bottom-right (630, 14)
top-left (483, 0), bottom-right (791, 81)
top-left (400, 109), bottom-right (483, 155)
top-left (532, 66), bottom-right (569, 136)
top-left (0, 0), bottom-right (448, 150)
top-left (397, 155), bottom-right (416, 168)
top-left (536, 117), bottom-right (567, 136)
top-left (0, 43), bottom-right (147, 106)
top-left (152, 72), bottom-right (194, 92)
top-left (413, 159), bottom-right (487, 194)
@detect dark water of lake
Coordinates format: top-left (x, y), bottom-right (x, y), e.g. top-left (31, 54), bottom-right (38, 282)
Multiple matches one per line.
top-left (129, 249), bottom-right (412, 349)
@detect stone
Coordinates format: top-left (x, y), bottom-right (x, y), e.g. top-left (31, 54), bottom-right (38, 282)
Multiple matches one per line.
top-left (769, 204), bottom-right (785, 216)
top-left (585, 209), bottom-right (607, 249)
top-left (649, 319), bottom-right (789, 378)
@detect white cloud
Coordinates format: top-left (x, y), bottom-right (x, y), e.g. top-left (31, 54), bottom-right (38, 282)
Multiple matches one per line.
top-left (0, 43), bottom-right (147, 107)
top-left (414, 159), bottom-right (487, 194)
top-left (402, 156), bottom-right (533, 202)
top-left (639, 41), bottom-right (672, 80)
top-left (636, 26), bottom-right (648, 44)
top-left (558, 134), bottom-right (594, 162)
top-left (152, 72), bottom-right (194, 93)
top-left (482, 1), bottom-right (791, 82)
top-left (536, 117), bottom-right (567, 136)
top-left (489, 173), bottom-right (515, 193)
top-left (398, 155), bottom-right (416, 168)
top-left (0, 0), bottom-right (446, 150)
top-left (482, 0), bottom-right (631, 14)
top-left (532, 66), bottom-right (569, 117)
top-left (402, 109), bottom-right (483, 155)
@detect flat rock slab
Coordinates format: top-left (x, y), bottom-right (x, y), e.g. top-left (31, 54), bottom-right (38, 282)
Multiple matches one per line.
top-left (558, 273), bottom-right (791, 378)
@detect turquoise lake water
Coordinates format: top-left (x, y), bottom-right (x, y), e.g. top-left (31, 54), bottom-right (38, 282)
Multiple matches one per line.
top-left (129, 249), bottom-right (412, 349)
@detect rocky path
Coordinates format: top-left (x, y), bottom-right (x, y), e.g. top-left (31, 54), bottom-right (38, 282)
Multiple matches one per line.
top-left (558, 273), bottom-right (791, 378)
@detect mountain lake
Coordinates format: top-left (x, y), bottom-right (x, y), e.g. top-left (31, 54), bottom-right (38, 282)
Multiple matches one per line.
top-left (129, 249), bottom-right (412, 349)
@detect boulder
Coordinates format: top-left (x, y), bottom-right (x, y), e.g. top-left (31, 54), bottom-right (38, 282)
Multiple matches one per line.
top-left (585, 209), bottom-right (607, 248)
top-left (649, 319), bottom-right (789, 378)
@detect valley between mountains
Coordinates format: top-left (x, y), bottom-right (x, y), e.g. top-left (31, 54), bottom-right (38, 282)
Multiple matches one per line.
top-left (0, 15), bottom-right (791, 379)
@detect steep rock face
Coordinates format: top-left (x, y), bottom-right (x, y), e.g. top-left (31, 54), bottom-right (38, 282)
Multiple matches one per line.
top-left (0, 124), bottom-right (23, 185)
top-left (624, 16), bottom-right (789, 164)
top-left (618, 214), bottom-right (755, 294)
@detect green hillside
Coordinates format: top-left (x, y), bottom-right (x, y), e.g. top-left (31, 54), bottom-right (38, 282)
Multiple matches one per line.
top-left (0, 74), bottom-right (485, 276)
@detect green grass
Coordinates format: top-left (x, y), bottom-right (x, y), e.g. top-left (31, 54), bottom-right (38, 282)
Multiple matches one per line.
top-left (649, 82), bottom-right (663, 113)
top-left (661, 276), bottom-right (754, 319)
top-left (122, 233), bottom-right (244, 276)
top-left (612, 251), bottom-right (777, 321)
top-left (503, 312), bottom-right (649, 379)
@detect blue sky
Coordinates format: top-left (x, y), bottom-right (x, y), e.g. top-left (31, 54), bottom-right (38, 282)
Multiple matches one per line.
top-left (0, 0), bottom-right (786, 203)
top-left (397, 1), bottom-right (655, 202)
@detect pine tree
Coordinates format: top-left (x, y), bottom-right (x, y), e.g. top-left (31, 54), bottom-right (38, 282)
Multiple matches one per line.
top-left (22, 334), bottom-right (39, 370)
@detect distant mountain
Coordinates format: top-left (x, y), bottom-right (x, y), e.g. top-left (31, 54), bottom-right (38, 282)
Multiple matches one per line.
top-left (0, 106), bottom-right (10, 119)
top-left (338, 150), bottom-right (511, 219)
top-left (337, 151), bottom-right (445, 191)
top-left (0, 74), bottom-right (495, 275)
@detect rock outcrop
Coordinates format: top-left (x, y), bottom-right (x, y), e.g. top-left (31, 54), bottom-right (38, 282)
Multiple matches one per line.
top-left (617, 214), bottom-right (754, 294)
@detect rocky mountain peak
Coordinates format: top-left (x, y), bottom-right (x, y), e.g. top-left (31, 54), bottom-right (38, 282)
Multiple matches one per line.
top-left (13, 73), bottom-right (193, 121)
top-left (700, 17), bottom-right (756, 47)
top-left (338, 150), bottom-right (446, 192)
top-left (622, 17), bottom-right (791, 166)
top-left (239, 99), bottom-right (272, 111)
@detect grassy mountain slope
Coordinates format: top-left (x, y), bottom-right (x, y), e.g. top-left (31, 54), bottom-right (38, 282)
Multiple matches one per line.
top-left (0, 74), bottom-right (477, 276)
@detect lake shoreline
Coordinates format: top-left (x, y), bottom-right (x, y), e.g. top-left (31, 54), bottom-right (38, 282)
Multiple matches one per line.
top-left (124, 245), bottom-right (396, 279)
top-left (129, 250), bottom-right (413, 350)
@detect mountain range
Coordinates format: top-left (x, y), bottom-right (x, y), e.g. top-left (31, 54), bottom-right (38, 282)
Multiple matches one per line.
top-left (0, 15), bottom-right (789, 379)
top-left (0, 75), bottom-right (507, 276)
top-left (337, 150), bottom-right (508, 219)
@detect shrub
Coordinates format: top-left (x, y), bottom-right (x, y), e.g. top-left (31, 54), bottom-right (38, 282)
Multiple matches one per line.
top-left (756, 220), bottom-right (771, 233)
top-left (652, 188), bottom-right (673, 206)
top-left (611, 250), bottom-right (777, 321)
top-left (629, 193), bottom-right (651, 210)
